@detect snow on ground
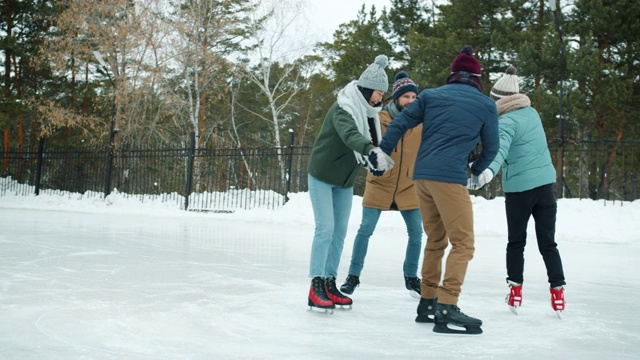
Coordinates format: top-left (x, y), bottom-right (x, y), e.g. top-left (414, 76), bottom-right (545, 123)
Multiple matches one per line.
top-left (1, 192), bottom-right (639, 359)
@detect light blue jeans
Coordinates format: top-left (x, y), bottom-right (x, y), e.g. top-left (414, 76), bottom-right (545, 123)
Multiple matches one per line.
top-left (348, 207), bottom-right (423, 277)
top-left (308, 174), bottom-right (354, 278)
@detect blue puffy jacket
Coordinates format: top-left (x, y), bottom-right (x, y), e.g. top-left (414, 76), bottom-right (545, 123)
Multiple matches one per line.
top-left (379, 83), bottom-right (499, 185)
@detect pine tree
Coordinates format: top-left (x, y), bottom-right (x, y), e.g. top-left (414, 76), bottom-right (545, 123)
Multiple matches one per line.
top-left (319, 5), bottom-right (395, 90)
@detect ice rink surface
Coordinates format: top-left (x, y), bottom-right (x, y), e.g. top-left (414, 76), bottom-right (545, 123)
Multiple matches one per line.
top-left (1, 202), bottom-right (639, 359)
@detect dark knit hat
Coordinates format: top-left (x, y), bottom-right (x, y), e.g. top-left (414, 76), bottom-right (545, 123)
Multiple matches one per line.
top-left (490, 66), bottom-right (519, 100)
top-left (357, 55), bottom-right (390, 92)
top-left (450, 46), bottom-right (481, 75)
top-left (391, 72), bottom-right (419, 101)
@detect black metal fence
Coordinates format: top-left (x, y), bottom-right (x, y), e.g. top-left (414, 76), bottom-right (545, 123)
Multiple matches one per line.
top-left (1, 134), bottom-right (639, 210)
top-left (474, 140), bottom-right (640, 201)
top-left (1, 131), bottom-right (314, 211)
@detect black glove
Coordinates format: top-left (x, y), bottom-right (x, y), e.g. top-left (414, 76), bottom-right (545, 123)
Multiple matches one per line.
top-left (468, 142), bottom-right (481, 163)
top-left (368, 147), bottom-right (394, 171)
top-left (369, 168), bottom-right (385, 176)
top-left (366, 147), bottom-right (389, 176)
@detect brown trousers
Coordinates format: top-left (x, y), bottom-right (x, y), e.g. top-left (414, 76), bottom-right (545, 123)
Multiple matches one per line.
top-left (415, 180), bottom-right (475, 305)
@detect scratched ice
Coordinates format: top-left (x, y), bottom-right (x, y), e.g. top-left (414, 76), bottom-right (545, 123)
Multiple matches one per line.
top-left (1, 193), bottom-right (639, 359)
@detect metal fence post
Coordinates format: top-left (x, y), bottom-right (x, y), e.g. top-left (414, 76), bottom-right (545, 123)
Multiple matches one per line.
top-left (184, 131), bottom-right (196, 211)
top-left (104, 121), bottom-right (116, 197)
top-left (34, 137), bottom-right (45, 196)
top-left (284, 129), bottom-right (294, 204)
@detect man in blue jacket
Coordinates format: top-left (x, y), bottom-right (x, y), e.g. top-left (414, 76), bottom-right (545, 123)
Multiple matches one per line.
top-left (379, 46), bottom-right (499, 335)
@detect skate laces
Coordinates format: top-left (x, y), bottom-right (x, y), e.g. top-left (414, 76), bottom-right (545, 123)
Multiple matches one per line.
top-left (345, 275), bottom-right (359, 287)
top-left (550, 286), bottom-right (565, 311)
top-left (406, 277), bottom-right (420, 288)
top-left (325, 277), bottom-right (346, 297)
top-left (312, 277), bottom-right (327, 293)
top-left (310, 277), bottom-right (332, 302)
top-left (445, 305), bottom-right (472, 319)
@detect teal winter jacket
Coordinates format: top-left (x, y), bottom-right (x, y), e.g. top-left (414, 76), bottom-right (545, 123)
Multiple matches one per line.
top-left (487, 95), bottom-right (556, 193)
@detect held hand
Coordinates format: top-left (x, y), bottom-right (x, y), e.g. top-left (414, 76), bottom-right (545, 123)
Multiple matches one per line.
top-left (368, 147), bottom-right (395, 171)
top-left (466, 177), bottom-right (481, 190)
top-left (364, 155), bottom-right (383, 175)
top-left (466, 168), bottom-right (494, 190)
top-left (369, 167), bottom-right (385, 177)
top-left (365, 150), bottom-right (387, 176)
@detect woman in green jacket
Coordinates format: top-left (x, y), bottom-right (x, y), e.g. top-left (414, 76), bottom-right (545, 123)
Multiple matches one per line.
top-left (307, 55), bottom-right (394, 312)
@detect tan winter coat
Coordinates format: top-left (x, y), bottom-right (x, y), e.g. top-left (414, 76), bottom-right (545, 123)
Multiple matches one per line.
top-left (362, 110), bottom-right (422, 210)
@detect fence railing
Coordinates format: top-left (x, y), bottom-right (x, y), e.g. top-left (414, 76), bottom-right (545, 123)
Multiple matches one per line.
top-left (473, 139), bottom-right (640, 201)
top-left (1, 134), bottom-right (639, 210)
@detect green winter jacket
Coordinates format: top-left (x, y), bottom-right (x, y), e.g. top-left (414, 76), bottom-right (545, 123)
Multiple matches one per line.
top-left (487, 94), bottom-right (556, 193)
top-left (307, 103), bottom-right (375, 188)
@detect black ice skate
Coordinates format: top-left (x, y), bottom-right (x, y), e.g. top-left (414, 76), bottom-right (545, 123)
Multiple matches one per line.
top-left (308, 277), bottom-right (335, 314)
top-left (325, 277), bottom-right (353, 309)
top-left (415, 297), bottom-right (437, 323)
top-left (433, 304), bottom-right (483, 335)
top-left (404, 276), bottom-right (421, 299)
top-left (340, 274), bottom-right (360, 295)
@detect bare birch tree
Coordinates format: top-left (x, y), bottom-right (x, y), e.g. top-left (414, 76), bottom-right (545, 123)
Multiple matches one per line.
top-left (239, 0), bottom-right (319, 186)
top-left (165, 0), bottom-right (257, 148)
top-left (162, 0), bottom-right (258, 191)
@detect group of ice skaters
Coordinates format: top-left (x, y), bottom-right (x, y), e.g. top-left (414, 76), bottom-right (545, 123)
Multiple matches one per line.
top-left (306, 47), bottom-right (566, 335)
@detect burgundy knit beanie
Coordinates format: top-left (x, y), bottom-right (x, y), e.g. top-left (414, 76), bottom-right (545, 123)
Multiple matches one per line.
top-left (450, 46), bottom-right (481, 75)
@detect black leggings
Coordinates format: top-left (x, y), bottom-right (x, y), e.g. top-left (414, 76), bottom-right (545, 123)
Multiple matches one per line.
top-left (505, 183), bottom-right (566, 288)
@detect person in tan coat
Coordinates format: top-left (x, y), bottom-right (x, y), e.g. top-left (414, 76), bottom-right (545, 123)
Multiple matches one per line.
top-left (340, 72), bottom-right (423, 298)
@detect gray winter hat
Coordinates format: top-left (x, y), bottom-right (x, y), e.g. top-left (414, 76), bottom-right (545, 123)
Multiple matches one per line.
top-left (357, 55), bottom-right (390, 92)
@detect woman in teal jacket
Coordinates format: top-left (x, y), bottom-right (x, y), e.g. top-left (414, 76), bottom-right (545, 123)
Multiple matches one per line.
top-left (469, 66), bottom-right (566, 317)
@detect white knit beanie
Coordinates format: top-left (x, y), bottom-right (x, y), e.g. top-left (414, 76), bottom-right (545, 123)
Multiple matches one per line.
top-left (490, 66), bottom-right (519, 100)
top-left (357, 55), bottom-right (389, 92)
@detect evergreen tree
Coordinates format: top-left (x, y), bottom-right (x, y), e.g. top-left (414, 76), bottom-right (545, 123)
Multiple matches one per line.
top-left (1, 0), bottom-right (61, 151)
top-left (381, 0), bottom-right (434, 73)
top-left (319, 5), bottom-right (395, 90)
top-left (565, 0), bottom-right (640, 199)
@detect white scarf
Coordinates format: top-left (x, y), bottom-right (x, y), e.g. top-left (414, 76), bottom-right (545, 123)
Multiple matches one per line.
top-left (337, 81), bottom-right (382, 165)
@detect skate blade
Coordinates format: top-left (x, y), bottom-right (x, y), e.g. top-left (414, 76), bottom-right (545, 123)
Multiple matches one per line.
top-left (415, 314), bottom-right (434, 323)
top-left (555, 310), bottom-right (563, 319)
top-left (308, 306), bottom-right (334, 315)
top-left (508, 305), bottom-right (519, 315)
top-left (336, 304), bottom-right (352, 311)
top-left (433, 323), bottom-right (482, 335)
top-left (409, 290), bottom-right (421, 299)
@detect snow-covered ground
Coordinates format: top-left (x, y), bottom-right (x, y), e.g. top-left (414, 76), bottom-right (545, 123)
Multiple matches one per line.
top-left (1, 192), bottom-right (639, 359)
